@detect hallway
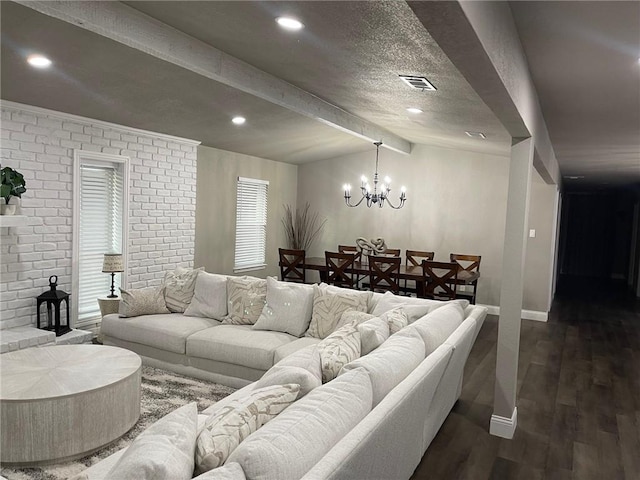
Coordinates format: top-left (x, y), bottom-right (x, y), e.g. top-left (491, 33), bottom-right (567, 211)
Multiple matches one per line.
top-left (412, 277), bottom-right (640, 480)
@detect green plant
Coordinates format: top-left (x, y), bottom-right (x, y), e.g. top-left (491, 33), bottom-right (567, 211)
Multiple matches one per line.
top-left (0, 166), bottom-right (26, 205)
top-left (282, 202), bottom-right (326, 251)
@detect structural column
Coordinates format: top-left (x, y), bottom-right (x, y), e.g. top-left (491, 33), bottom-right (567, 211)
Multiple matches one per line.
top-left (491, 137), bottom-right (534, 439)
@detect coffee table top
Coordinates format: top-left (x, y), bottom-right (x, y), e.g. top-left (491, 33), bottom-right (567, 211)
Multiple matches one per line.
top-left (1, 344), bottom-right (141, 401)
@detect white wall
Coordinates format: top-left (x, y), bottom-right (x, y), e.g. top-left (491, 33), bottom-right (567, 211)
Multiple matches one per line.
top-left (194, 145), bottom-right (298, 278)
top-left (0, 102), bottom-right (197, 329)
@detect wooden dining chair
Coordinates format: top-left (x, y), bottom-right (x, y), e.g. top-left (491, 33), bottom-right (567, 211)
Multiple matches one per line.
top-left (368, 255), bottom-right (401, 294)
top-left (338, 245), bottom-right (362, 288)
top-left (450, 253), bottom-right (481, 304)
top-left (383, 248), bottom-right (401, 257)
top-left (420, 260), bottom-right (459, 300)
top-left (279, 248), bottom-right (306, 283)
top-left (325, 251), bottom-right (357, 289)
top-left (401, 250), bottom-right (435, 295)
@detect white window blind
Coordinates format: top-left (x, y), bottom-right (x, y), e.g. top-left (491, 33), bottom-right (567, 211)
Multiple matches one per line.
top-left (77, 163), bottom-right (124, 323)
top-left (234, 177), bottom-right (269, 272)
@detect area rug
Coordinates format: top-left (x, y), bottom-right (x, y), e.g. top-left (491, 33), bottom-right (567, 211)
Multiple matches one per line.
top-left (1, 366), bottom-right (237, 480)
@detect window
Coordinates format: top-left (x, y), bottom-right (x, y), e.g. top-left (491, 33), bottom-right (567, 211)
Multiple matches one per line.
top-left (234, 177), bottom-right (269, 272)
top-left (73, 151), bottom-right (128, 329)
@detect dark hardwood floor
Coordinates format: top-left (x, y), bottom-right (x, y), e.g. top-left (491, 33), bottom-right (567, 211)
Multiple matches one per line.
top-left (412, 276), bottom-right (640, 480)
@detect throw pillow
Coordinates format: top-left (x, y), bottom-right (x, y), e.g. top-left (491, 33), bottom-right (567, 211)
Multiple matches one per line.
top-left (357, 317), bottom-right (390, 355)
top-left (105, 402), bottom-right (198, 480)
top-left (184, 272), bottom-right (228, 320)
top-left (255, 345), bottom-right (322, 397)
top-left (335, 310), bottom-right (375, 331)
top-left (317, 322), bottom-right (361, 383)
top-left (222, 276), bottom-right (267, 325)
top-left (164, 267), bottom-right (203, 313)
top-left (195, 384), bottom-right (300, 474)
top-left (119, 285), bottom-right (170, 317)
top-left (306, 284), bottom-right (369, 339)
top-left (252, 277), bottom-right (314, 337)
top-left (381, 307), bottom-right (409, 334)
top-left (193, 462), bottom-right (246, 479)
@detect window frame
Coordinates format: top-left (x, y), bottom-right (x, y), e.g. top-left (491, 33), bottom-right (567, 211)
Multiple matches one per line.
top-left (233, 176), bottom-right (269, 273)
top-left (72, 150), bottom-right (129, 329)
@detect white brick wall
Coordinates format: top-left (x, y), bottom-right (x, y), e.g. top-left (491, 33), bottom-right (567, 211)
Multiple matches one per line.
top-left (0, 102), bottom-right (198, 329)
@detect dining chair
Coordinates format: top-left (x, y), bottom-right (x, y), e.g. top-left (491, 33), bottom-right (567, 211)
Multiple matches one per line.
top-left (450, 253), bottom-right (481, 304)
top-left (367, 255), bottom-right (401, 294)
top-left (338, 245), bottom-right (362, 288)
top-left (420, 260), bottom-right (459, 300)
top-left (401, 250), bottom-right (435, 295)
top-left (325, 251), bottom-right (357, 289)
top-left (278, 248), bottom-right (306, 283)
top-left (383, 248), bottom-right (401, 257)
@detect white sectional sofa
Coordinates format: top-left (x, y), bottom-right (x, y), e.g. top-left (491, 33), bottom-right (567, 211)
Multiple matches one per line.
top-left (88, 272), bottom-right (486, 480)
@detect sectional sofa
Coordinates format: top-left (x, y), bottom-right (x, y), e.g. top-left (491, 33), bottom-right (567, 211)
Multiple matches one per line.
top-left (85, 271), bottom-right (486, 480)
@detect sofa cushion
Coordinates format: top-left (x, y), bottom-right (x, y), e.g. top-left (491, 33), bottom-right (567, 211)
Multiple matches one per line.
top-left (252, 277), bottom-right (314, 337)
top-left (164, 267), bottom-right (203, 313)
top-left (195, 384), bottom-right (300, 474)
top-left (357, 317), bottom-right (390, 355)
top-left (255, 345), bottom-right (322, 397)
top-left (317, 323), bottom-right (361, 383)
top-left (409, 303), bottom-right (465, 355)
top-left (336, 310), bottom-right (375, 330)
top-left (223, 277), bottom-right (267, 325)
top-left (184, 272), bottom-right (228, 321)
top-left (227, 368), bottom-right (373, 480)
top-left (119, 285), bottom-right (170, 317)
top-left (187, 325), bottom-right (295, 371)
top-left (101, 313), bottom-right (219, 354)
top-left (105, 402), bottom-right (198, 480)
top-left (306, 284), bottom-right (369, 339)
top-left (371, 291), bottom-right (468, 320)
top-left (273, 337), bottom-right (321, 363)
top-left (340, 327), bottom-right (426, 406)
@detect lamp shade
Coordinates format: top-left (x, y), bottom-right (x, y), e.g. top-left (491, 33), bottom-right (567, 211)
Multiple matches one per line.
top-left (102, 253), bottom-right (124, 273)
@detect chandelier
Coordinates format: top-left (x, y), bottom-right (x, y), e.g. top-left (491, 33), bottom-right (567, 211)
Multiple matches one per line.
top-left (343, 141), bottom-right (407, 209)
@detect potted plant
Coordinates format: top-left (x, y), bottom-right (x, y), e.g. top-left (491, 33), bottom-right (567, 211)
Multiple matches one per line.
top-left (1, 166), bottom-right (27, 215)
top-left (281, 202), bottom-right (326, 251)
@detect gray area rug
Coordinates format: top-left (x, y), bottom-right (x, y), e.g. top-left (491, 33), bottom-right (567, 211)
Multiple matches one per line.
top-left (1, 366), bottom-right (236, 480)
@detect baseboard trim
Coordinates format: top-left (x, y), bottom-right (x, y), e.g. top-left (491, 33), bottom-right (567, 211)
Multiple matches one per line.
top-left (477, 304), bottom-right (548, 322)
top-left (490, 407), bottom-right (518, 439)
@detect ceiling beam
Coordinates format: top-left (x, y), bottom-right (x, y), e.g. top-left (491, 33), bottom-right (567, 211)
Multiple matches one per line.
top-left (16, 0), bottom-right (412, 155)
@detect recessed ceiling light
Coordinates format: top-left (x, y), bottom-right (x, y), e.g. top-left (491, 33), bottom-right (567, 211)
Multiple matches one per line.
top-left (406, 107), bottom-right (423, 114)
top-left (465, 131), bottom-right (486, 139)
top-left (563, 175), bottom-right (584, 180)
top-left (232, 116), bottom-right (246, 125)
top-left (27, 54), bottom-right (52, 68)
top-left (276, 17), bottom-right (304, 31)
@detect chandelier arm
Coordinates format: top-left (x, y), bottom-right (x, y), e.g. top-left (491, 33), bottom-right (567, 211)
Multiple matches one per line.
top-left (385, 197), bottom-right (406, 209)
top-left (345, 194), bottom-right (366, 208)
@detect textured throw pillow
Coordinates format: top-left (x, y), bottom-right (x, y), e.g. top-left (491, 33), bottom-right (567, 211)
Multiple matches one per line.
top-left (335, 310), bottom-right (375, 331)
top-left (381, 307), bottom-right (409, 334)
top-left (255, 345), bottom-right (322, 397)
top-left (222, 276), bottom-right (267, 325)
top-left (317, 322), bottom-right (361, 383)
top-left (227, 368), bottom-right (373, 480)
top-left (195, 384), bottom-right (300, 474)
top-left (357, 317), bottom-right (390, 355)
top-left (106, 402), bottom-right (198, 480)
top-left (192, 462), bottom-right (246, 479)
top-left (164, 267), bottom-right (203, 313)
top-left (306, 284), bottom-right (369, 339)
top-left (184, 272), bottom-right (228, 320)
top-left (252, 277), bottom-right (314, 337)
top-left (119, 285), bottom-right (170, 317)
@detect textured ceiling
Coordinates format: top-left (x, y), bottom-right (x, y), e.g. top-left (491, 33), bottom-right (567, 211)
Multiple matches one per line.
top-left (1, 1), bottom-right (637, 183)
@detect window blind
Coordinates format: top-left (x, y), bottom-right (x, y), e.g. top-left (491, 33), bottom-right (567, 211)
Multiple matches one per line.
top-left (234, 177), bottom-right (269, 272)
top-left (78, 163), bottom-right (124, 323)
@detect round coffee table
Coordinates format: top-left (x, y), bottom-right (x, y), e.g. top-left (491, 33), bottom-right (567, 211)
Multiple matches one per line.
top-left (1, 344), bottom-right (141, 466)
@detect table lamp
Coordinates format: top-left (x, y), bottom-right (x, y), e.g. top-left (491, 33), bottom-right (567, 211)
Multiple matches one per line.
top-left (102, 253), bottom-right (124, 298)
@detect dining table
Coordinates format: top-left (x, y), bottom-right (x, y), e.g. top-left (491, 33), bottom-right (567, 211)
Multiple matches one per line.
top-left (300, 256), bottom-right (480, 289)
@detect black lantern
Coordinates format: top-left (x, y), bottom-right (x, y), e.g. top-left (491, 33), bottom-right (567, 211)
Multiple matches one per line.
top-left (37, 275), bottom-right (71, 337)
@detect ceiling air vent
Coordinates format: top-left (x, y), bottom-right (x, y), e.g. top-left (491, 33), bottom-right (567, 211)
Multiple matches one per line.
top-left (399, 75), bottom-right (436, 91)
